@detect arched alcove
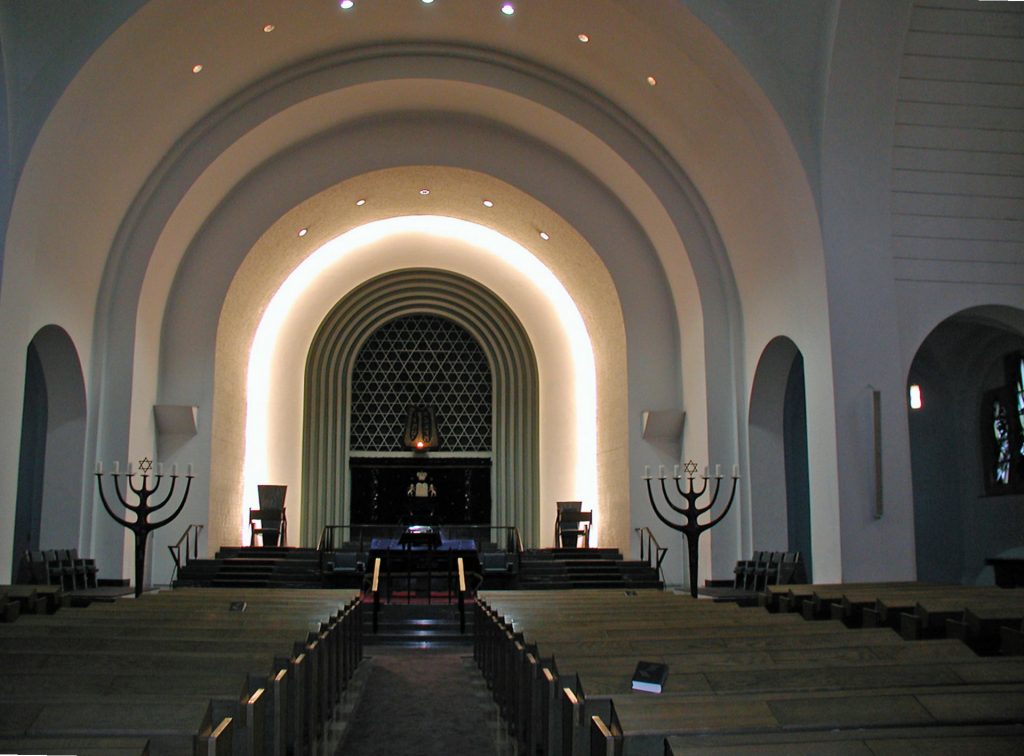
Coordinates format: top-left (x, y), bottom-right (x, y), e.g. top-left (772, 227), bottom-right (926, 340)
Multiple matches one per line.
top-left (909, 306), bottom-right (1024, 584)
top-left (12, 326), bottom-right (87, 576)
top-left (748, 336), bottom-right (812, 576)
top-left (303, 269), bottom-right (539, 545)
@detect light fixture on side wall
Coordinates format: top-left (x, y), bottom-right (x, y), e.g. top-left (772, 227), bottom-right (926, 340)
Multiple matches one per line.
top-left (909, 384), bottom-right (923, 410)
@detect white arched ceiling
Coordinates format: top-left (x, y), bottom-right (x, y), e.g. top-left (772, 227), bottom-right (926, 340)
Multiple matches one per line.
top-left (0, 0), bottom-right (834, 582)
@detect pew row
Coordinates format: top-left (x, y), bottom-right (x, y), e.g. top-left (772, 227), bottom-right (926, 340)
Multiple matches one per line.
top-left (475, 587), bottom-right (1024, 756)
top-left (0, 587), bottom-right (363, 756)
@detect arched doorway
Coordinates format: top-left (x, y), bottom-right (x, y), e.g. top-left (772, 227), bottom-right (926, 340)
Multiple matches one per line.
top-left (12, 326), bottom-right (87, 577)
top-left (909, 306), bottom-right (1024, 584)
top-left (303, 269), bottom-right (539, 545)
top-left (748, 336), bottom-right (813, 578)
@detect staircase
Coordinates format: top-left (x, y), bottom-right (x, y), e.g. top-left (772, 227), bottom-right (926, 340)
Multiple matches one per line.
top-left (173, 547), bottom-right (325, 588)
top-left (517, 548), bottom-right (663, 589)
top-left (363, 602), bottom-right (473, 647)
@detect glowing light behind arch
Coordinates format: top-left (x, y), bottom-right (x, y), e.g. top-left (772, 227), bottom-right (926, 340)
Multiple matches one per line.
top-left (244, 215), bottom-right (598, 543)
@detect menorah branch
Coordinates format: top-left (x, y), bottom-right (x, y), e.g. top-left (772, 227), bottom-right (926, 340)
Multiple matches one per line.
top-left (96, 459), bottom-right (193, 597)
top-left (644, 461), bottom-right (740, 598)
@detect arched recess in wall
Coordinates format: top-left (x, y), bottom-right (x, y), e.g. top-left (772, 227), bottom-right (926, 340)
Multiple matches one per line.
top-left (12, 325), bottom-right (87, 577)
top-left (303, 268), bottom-right (538, 545)
top-left (748, 336), bottom-right (812, 577)
top-left (908, 306), bottom-right (1024, 585)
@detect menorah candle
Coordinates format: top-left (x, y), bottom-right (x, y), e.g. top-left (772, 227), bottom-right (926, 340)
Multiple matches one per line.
top-left (715, 464), bottom-right (721, 478)
top-left (658, 465), bottom-right (665, 479)
top-left (95, 461), bottom-right (102, 474)
top-left (113, 461), bottom-right (120, 474)
top-left (172, 464), bottom-right (178, 476)
top-left (127, 462), bottom-right (134, 476)
top-left (644, 465), bottom-right (650, 479)
top-left (187, 463), bottom-right (193, 476)
top-left (733, 464), bottom-right (740, 477)
top-left (703, 465), bottom-right (708, 478)
top-left (673, 464), bottom-right (680, 479)
top-left (158, 463), bottom-right (164, 476)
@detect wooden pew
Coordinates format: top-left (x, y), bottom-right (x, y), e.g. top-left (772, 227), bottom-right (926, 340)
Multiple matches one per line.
top-left (0, 698), bottom-right (233, 756)
top-left (900, 588), bottom-right (1024, 640)
top-left (0, 588), bottom-right (361, 756)
top-left (0, 736), bottom-right (151, 755)
top-left (476, 588), bottom-right (1024, 756)
top-left (591, 684), bottom-right (1024, 756)
top-left (663, 724), bottom-right (1024, 755)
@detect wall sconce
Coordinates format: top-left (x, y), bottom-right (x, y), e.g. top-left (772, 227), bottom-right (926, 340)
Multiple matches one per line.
top-left (403, 405), bottom-right (439, 451)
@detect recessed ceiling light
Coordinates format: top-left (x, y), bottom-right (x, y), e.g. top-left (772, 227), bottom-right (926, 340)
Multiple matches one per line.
top-left (646, 75), bottom-right (657, 87)
top-left (539, 231), bottom-right (550, 241)
top-left (501, 3), bottom-right (515, 15)
top-left (577, 33), bottom-right (590, 43)
top-left (355, 198), bottom-right (367, 206)
top-left (263, 23), bottom-right (275, 33)
top-left (192, 64), bottom-right (204, 74)
top-left (422, 0), bottom-right (435, 4)
top-left (298, 228), bottom-right (308, 237)
top-left (419, 189), bottom-right (431, 196)
top-left (339, 0), bottom-right (354, 9)
top-left (482, 200), bottom-right (494, 208)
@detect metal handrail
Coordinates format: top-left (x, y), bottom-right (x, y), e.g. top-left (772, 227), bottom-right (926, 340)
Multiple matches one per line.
top-left (635, 526), bottom-right (668, 586)
top-left (168, 523), bottom-right (204, 582)
top-left (318, 523), bottom-right (523, 558)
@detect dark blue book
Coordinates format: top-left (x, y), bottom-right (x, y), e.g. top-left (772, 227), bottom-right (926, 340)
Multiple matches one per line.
top-left (632, 660), bottom-right (668, 693)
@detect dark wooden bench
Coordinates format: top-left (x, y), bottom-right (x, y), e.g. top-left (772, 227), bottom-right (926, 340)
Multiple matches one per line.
top-left (476, 587), bottom-right (1024, 756)
top-left (0, 587), bottom-right (362, 756)
top-left (664, 723), bottom-right (1024, 755)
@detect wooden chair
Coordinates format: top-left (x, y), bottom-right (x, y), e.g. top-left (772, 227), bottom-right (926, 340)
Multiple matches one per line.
top-left (755, 551), bottom-right (782, 591)
top-left (68, 548), bottom-right (98, 588)
top-left (742, 551), bottom-right (766, 590)
top-left (249, 484), bottom-right (287, 547)
top-left (554, 501), bottom-right (591, 549)
top-left (45, 550), bottom-right (74, 590)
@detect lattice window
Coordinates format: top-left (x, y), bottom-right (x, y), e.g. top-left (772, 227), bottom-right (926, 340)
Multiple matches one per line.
top-left (349, 315), bottom-right (492, 451)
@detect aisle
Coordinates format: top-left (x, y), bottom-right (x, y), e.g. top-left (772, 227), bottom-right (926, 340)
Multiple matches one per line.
top-left (336, 647), bottom-right (516, 755)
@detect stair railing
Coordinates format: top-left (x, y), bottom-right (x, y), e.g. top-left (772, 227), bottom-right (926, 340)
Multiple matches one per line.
top-left (168, 523), bottom-right (204, 582)
top-left (507, 526), bottom-right (524, 573)
top-left (635, 527), bottom-right (668, 586)
top-left (371, 557), bottom-right (382, 634)
top-left (457, 556), bottom-right (467, 633)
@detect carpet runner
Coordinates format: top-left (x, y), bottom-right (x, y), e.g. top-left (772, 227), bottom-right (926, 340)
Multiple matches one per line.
top-left (335, 647), bottom-right (514, 755)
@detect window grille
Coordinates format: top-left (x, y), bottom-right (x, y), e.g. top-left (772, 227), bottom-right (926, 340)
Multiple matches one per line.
top-left (349, 314), bottom-right (492, 451)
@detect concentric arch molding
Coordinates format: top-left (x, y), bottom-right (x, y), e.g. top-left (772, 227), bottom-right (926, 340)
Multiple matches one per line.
top-left (302, 268), bottom-right (539, 545)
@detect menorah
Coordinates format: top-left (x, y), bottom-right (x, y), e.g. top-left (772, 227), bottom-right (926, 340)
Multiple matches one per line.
top-left (96, 457), bottom-right (194, 597)
top-left (644, 460), bottom-right (739, 598)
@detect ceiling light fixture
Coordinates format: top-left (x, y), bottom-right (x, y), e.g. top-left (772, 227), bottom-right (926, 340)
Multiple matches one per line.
top-left (355, 199), bottom-right (367, 206)
top-left (577, 33), bottom-right (590, 43)
top-left (422, 0), bottom-right (435, 4)
top-left (482, 200), bottom-right (494, 208)
top-left (419, 189), bottom-right (431, 196)
top-left (539, 231), bottom-right (550, 241)
top-left (263, 23), bottom-right (275, 33)
top-left (298, 228), bottom-right (308, 237)
top-left (192, 64), bottom-right (204, 74)
top-left (339, 0), bottom-right (354, 9)
top-left (501, 3), bottom-right (515, 16)
top-left (646, 75), bottom-right (657, 87)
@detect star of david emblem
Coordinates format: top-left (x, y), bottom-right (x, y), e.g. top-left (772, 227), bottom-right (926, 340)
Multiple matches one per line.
top-left (138, 457), bottom-right (153, 474)
top-left (683, 460), bottom-right (699, 477)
